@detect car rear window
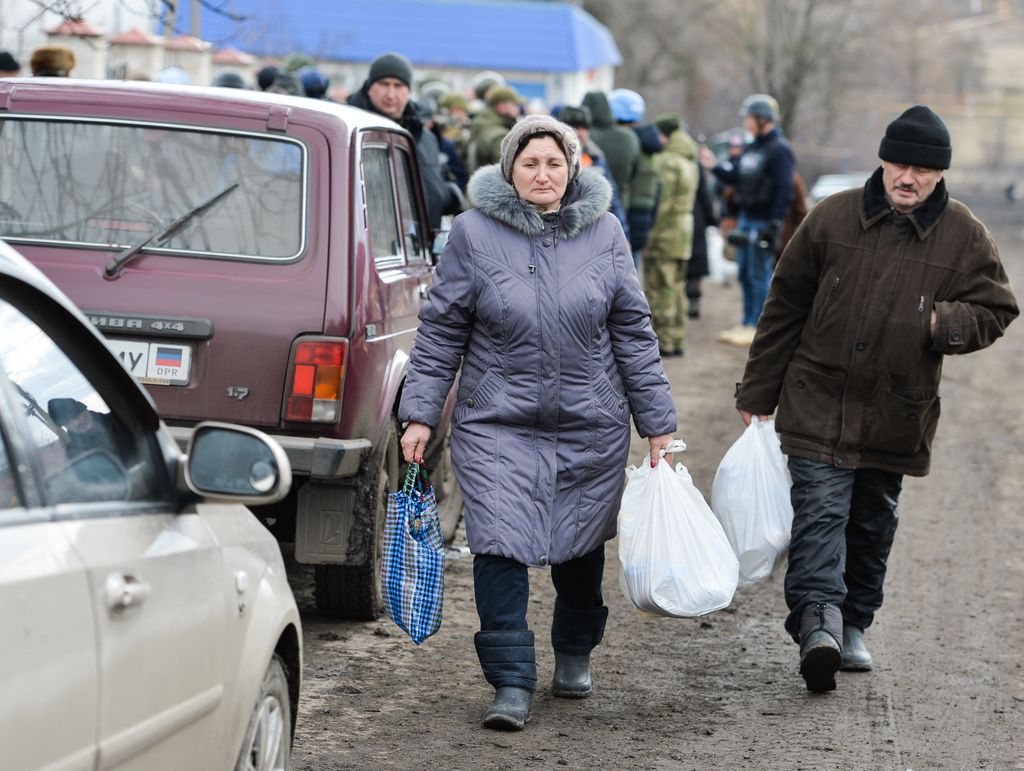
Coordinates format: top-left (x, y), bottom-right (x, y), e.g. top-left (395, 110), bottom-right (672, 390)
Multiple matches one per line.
top-left (0, 117), bottom-right (305, 260)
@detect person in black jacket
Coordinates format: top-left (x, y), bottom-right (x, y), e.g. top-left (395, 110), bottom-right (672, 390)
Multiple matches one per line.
top-left (348, 52), bottom-right (458, 230)
top-left (701, 94), bottom-right (794, 346)
top-left (687, 163), bottom-right (717, 318)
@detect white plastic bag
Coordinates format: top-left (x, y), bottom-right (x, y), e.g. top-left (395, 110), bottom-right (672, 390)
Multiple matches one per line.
top-left (711, 419), bottom-right (794, 584)
top-left (617, 450), bottom-right (739, 618)
top-left (706, 226), bottom-right (738, 285)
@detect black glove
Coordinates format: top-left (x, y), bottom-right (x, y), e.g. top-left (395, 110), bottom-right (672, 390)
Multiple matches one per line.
top-left (760, 220), bottom-right (783, 254)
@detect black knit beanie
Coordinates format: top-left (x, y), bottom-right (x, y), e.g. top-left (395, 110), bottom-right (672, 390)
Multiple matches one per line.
top-left (878, 105), bottom-right (951, 170)
top-left (367, 52), bottom-right (413, 88)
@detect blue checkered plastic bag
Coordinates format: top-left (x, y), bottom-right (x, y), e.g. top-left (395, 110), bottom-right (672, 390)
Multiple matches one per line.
top-left (381, 463), bottom-right (446, 644)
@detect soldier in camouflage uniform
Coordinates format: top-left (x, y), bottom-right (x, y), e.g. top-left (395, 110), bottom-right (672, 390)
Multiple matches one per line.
top-left (466, 86), bottom-right (520, 174)
top-left (644, 115), bottom-right (700, 356)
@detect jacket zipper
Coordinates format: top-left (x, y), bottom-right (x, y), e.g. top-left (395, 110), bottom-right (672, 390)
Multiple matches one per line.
top-left (814, 275), bottom-right (840, 328)
top-left (919, 294), bottom-right (931, 346)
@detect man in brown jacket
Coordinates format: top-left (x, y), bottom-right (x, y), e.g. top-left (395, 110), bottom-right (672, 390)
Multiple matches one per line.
top-left (735, 105), bottom-right (1018, 693)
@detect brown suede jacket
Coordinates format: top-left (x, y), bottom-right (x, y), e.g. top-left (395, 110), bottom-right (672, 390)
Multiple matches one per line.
top-left (736, 167), bottom-right (1019, 476)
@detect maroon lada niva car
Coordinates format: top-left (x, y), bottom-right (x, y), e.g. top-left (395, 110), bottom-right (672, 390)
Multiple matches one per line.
top-left (0, 78), bottom-right (460, 619)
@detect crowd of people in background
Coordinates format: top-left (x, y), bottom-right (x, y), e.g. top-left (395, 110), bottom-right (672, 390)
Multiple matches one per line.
top-left (0, 41), bottom-right (809, 352)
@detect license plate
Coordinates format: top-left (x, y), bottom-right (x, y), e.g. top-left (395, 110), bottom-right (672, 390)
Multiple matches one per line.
top-left (108, 339), bottom-right (192, 386)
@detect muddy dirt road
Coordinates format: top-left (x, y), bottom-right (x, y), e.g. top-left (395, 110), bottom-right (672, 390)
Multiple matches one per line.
top-left (286, 191), bottom-right (1023, 770)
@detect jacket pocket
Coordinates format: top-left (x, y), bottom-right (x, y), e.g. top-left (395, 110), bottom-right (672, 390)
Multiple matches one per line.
top-left (776, 361), bottom-right (844, 441)
top-left (454, 370), bottom-right (504, 424)
top-left (593, 372), bottom-right (629, 423)
top-left (862, 387), bottom-right (940, 456)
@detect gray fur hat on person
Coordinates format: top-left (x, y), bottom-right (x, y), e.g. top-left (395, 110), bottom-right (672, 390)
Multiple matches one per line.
top-left (499, 114), bottom-right (581, 184)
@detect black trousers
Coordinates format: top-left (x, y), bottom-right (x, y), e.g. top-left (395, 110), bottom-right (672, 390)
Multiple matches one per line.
top-left (472, 545), bottom-right (610, 689)
top-left (473, 544), bottom-right (607, 643)
top-left (784, 457), bottom-right (902, 642)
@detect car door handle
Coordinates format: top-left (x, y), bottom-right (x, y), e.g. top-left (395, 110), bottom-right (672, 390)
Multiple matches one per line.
top-left (105, 572), bottom-right (152, 610)
top-left (418, 283), bottom-right (429, 299)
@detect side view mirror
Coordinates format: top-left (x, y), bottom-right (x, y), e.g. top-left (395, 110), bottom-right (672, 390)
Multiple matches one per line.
top-left (184, 422), bottom-right (291, 504)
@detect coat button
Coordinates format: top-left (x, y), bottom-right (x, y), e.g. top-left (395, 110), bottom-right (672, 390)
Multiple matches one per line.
top-left (950, 330), bottom-right (962, 342)
top-left (906, 412), bottom-right (918, 421)
top-left (796, 379), bottom-right (806, 389)
top-left (542, 238), bottom-right (551, 247)
top-left (835, 456), bottom-right (844, 466)
top-left (467, 398), bottom-right (475, 408)
top-left (855, 341), bottom-right (866, 351)
top-left (539, 555), bottom-right (548, 566)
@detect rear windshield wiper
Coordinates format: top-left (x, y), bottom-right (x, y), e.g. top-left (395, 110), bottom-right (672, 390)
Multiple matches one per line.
top-left (103, 182), bottom-right (239, 279)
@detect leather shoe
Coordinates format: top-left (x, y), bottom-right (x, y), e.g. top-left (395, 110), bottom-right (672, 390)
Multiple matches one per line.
top-left (841, 625), bottom-right (873, 671)
top-left (800, 630), bottom-right (842, 692)
top-left (483, 686), bottom-right (533, 730)
top-left (552, 651), bottom-right (592, 698)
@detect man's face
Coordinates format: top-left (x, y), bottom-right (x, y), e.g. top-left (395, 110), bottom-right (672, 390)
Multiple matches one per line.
top-left (881, 160), bottom-right (944, 212)
top-left (743, 115), bottom-right (764, 137)
top-left (495, 100), bottom-right (520, 118)
top-left (367, 77), bottom-right (410, 118)
top-left (64, 409), bottom-right (94, 434)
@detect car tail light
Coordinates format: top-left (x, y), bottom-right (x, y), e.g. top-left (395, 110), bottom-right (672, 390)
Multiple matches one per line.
top-left (285, 338), bottom-right (347, 422)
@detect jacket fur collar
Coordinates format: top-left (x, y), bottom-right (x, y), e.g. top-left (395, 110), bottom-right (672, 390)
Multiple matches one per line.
top-left (467, 165), bottom-right (612, 239)
top-left (861, 166), bottom-right (949, 240)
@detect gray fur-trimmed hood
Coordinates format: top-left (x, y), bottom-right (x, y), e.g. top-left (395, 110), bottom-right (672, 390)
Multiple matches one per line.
top-left (467, 165), bottom-right (612, 239)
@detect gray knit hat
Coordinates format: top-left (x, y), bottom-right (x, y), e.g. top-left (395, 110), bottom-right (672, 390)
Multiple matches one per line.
top-left (367, 52), bottom-right (413, 88)
top-left (499, 114), bottom-right (581, 184)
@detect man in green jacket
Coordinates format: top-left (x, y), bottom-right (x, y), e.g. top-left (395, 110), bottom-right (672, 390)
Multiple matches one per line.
top-left (582, 90), bottom-right (640, 238)
top-left (466, 85), bottom-right (520, 174)
top-left (735, 105), bottom-right (1019, 693)
top-left (645, 114), bottom-right (699, 356)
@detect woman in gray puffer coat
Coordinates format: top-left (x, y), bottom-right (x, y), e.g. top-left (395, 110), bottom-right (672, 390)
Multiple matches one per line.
top-left (399, 114), bottom-right (677, 731)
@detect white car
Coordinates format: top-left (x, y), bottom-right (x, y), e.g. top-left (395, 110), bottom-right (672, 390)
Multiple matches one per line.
top-left (808, 171), bottom-right (873, 204)
top-left (0, 239), bottom-right (301, 771)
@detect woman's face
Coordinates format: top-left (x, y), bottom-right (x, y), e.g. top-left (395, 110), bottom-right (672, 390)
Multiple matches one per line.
top-left (511, 136), bottom-right (569, 211)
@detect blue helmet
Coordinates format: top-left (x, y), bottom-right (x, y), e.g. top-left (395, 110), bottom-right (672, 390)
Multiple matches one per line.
top-left (297, 66), bottom-right (330, 99)
top-left (608, 88), bottom-right (645, 123)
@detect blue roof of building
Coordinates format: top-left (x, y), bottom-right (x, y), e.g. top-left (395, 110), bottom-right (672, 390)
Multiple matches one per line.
top-left (176, 0), bottom-right (621, 73)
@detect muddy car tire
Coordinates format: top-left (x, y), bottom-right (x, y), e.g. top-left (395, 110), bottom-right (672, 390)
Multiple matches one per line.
top-left (313, 423), bottom-right (400, 620)
top-left (234, 654), bottom-right (292, 771)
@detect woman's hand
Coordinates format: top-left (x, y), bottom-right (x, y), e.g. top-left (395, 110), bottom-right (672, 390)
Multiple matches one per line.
top-left (648, 433), bottom-right (674, 468)
top-left (400, 422), bottom-right (432, 464)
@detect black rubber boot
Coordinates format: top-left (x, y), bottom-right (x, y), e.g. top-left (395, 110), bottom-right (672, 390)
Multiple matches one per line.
top-left (552, 651), bottom-right (592, 698)
top-left (550, 600), bottom-right (607, 697)
top-left (483, 686), bottom-right (533, 730)
top-left (797, 602), bottom-right (843, 693)
top-left (841, 625), bottom-right (873, 671)
top-left (474, 630), bottom-right (537, 688)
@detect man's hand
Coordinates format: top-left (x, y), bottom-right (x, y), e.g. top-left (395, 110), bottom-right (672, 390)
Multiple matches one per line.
top-left (739, 409), bottom-right (771, 426)
top-left (930, 308), bottom-right (937, 339)
top-left (400, 422), bottom-right (432, 464)
top-left (762, 220), bottom-right (783, 253)
top-left (699, 145), bottom-right (718, 170)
